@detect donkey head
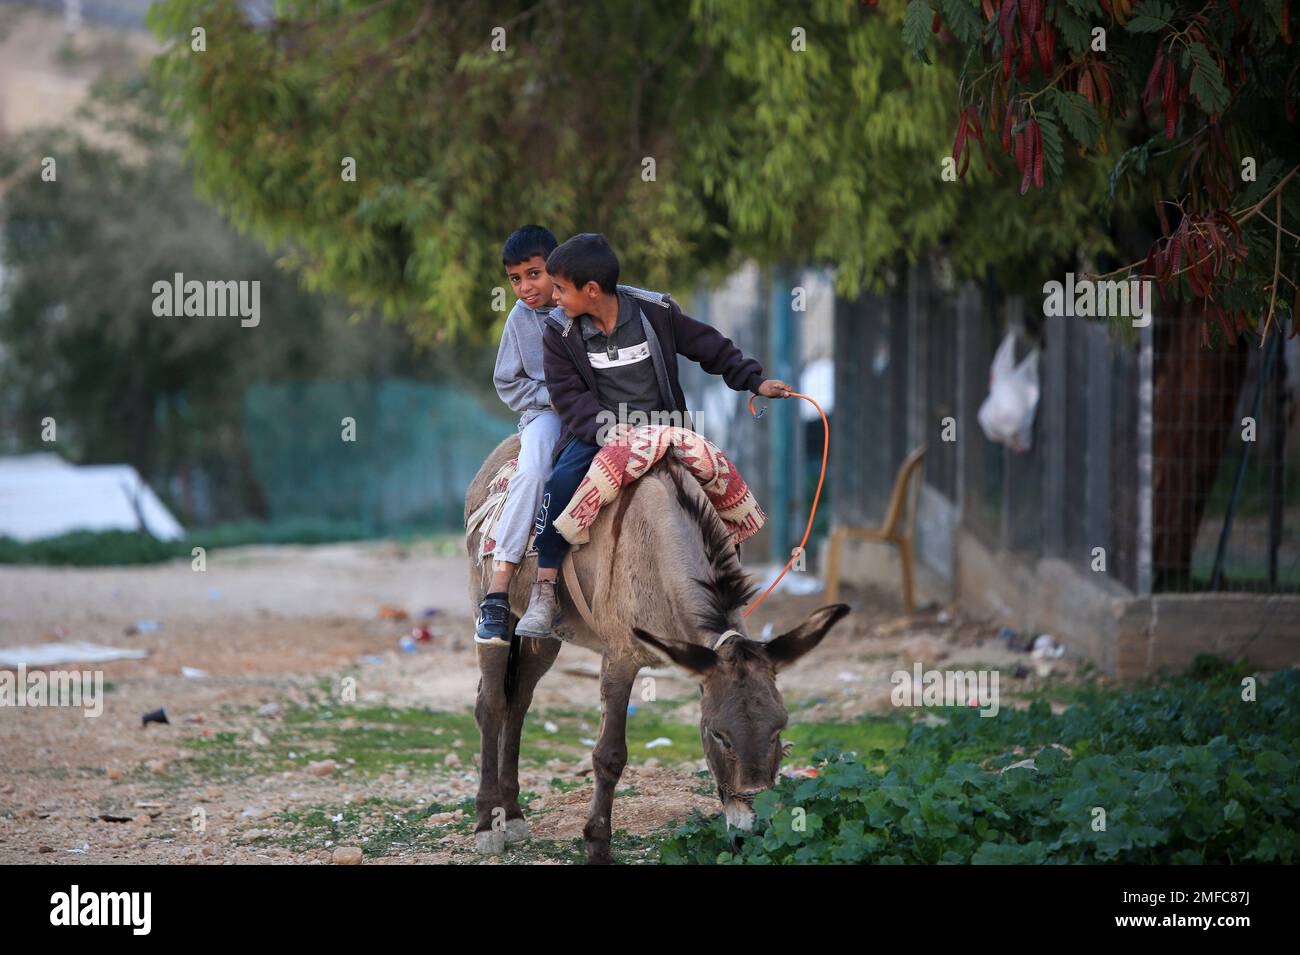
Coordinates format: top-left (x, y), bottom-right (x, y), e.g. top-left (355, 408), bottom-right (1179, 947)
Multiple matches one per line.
top-left (632, 603), bottom-right (849, 830)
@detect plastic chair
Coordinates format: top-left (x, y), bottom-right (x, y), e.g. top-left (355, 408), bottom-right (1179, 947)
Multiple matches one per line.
top-left (825, 445), bottom-right (927, 612)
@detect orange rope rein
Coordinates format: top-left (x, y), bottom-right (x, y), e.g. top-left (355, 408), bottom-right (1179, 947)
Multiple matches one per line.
top-left (742, 390), bottom-right (829, 618)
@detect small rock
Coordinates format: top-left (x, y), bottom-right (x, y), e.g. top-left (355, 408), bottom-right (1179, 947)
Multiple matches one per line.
top-left (306, 759), bottom-right (338, 777)
top-left (250, 728), bottom-right (271, 747)
top-left (105, 768), bottom-right (123, 781)
top-left (37, 845), bottom-right (54, 854)
top-left (443, 753), bottom-right (461, 768)
top-left (147, 760), bottom-right (167, 775)
top-left (132, 814), bottom-right (152, 826)
top-left (347, 793), bottom-right (366, 805)
top-left (332, 846), bottom-right (363, 865)
top-left (258, 703), bottom-right (284, 718)
top-left (425, 810), bottom-right (461, 827)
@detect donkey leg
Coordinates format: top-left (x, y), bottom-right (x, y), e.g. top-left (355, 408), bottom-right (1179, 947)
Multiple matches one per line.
top-left (473, 647), bottom-right (511, 854)
top-left (497, 636), bottom-right (562, 845)
top-left (583, 655), bottom-right (641, 865)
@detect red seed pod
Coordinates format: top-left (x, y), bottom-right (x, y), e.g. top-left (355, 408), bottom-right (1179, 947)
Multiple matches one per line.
top-left (1143, 45), bottom-right (1166, 108)
top-left (953, 112), bottom-right (969, 170)
top-left (1095, 62), bottom-right (1112, 108)
top-left (1035, 25), bottom-right (1052, 73)
top-left (1166, 233), bottom-right (1183, 280)
top-left (1080, 66), bottom-right (1096, 103)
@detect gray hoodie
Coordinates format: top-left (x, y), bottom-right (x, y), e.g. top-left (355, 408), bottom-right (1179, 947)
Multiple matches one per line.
top-left (493, 285), bottom-right (666, 433)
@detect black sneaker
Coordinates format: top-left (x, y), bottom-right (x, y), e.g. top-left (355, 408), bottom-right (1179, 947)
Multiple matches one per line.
top-left (474, 594), bottom-right (511, 646)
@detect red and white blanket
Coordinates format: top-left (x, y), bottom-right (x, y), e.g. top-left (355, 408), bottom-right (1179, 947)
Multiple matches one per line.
top-left (465, 456), bottom-right (538, 564)
top-left (554, 426), bottom-right (766, 548)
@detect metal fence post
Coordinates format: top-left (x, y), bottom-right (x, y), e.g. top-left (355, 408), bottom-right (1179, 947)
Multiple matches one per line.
top-left (1137, 319), bottom-right (1154, 595)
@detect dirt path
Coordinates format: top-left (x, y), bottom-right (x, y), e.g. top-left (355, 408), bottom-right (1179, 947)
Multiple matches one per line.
top-left (0, 541), bottom-right (1083, 864)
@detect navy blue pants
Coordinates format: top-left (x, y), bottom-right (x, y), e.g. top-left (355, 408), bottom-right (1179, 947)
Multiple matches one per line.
top-left (533, 438), bottom-right (601, 569)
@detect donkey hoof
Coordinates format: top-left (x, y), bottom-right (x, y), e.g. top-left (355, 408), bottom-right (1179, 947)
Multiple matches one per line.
top-left (475, 829), bottom-right (506, 855)
top-left (503, 817), bottom-right (531, 846)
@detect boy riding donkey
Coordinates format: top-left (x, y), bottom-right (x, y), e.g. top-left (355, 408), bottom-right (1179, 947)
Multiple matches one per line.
top-left (476, 228), bottom-right (760, 640)
top-left (510, 232), bottom-right (792, 638)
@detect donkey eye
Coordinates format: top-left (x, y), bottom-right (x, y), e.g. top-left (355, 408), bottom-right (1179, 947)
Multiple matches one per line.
top-left (710, 730), bottom-right (731, 749)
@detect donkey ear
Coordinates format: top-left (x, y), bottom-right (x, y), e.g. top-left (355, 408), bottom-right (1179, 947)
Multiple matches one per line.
top-left (763, 604), bottom-right (850, 672)
top-left (631, 627), bottom-right (719, 677)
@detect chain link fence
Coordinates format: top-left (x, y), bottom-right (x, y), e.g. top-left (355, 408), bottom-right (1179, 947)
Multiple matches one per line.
top-left (831, 259), bottom-right (1299, 596)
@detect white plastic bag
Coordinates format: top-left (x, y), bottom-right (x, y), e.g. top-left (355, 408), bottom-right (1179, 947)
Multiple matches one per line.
top-left (977, 332), bottom-right (1040, 452)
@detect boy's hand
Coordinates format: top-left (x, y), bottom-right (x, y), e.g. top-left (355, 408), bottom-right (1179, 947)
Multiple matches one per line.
top-left (602, 422), bottom-right (634, 444)
top-left (758, 379), bottom-right (793, 398)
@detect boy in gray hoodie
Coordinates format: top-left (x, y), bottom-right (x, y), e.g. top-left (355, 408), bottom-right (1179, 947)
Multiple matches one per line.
top-left (476, 225), bottom-right (564, 645)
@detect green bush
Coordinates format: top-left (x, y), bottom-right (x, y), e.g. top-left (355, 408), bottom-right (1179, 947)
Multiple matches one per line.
top-left (660, 669), bottom-right (1300, 864)
top-left (0, 530), bottom-right (182, 566)
top-left (0, 519), bottom-right (374, 566)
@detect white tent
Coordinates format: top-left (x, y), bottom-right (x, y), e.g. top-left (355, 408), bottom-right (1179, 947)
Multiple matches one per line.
top-left (0, 453), bottom-right (184, 542)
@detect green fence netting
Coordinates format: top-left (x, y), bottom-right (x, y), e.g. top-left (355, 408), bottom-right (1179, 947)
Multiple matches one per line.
top-left (242, 379), bottom-right (515, 534)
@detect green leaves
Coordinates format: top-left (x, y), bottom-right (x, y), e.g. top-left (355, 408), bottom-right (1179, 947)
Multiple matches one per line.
top-left (939, 0), bottom-right (983, 45)
top-left (903, 0), bottom-right (934, 64)
top-left (1051, 3), bottom-right (1093, 55)
top-left (1125, 1), bottom-right (1173, 33)
top-left (1034, 111), bottom-right (1066, 183)
top-left (1047, 89), bottom-right (1100, 149)
top-left (659, 670), bottom-right (1300, 864)
top-left (1186, 42), bottom-right (1229, 114)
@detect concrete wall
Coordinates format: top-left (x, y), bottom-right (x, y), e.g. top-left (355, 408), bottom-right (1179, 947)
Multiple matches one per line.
top-left (952, 527), bottom-right (1300, 680)
top-left (1114, 593), bottom-right (1300, 682)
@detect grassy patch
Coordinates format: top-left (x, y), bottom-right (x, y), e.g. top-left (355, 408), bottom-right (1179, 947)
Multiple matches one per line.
top-left (782, 718), bottom-right (908, 765)
top-left (171, 698), bottom-right (911, 790)
top-left (177, 704), bottom-right (485, 782)
top-left (272, 795), bottom-right (476, 856)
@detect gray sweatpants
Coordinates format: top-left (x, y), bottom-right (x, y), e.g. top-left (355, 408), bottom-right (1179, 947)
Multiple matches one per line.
top-left (493, 409), bottom-right (562, 564)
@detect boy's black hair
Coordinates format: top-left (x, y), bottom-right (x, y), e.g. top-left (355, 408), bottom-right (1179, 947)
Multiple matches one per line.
top-left (545, 233), bottom-right (619, 294)
top-left (502, 225), bottom-right (559, 267)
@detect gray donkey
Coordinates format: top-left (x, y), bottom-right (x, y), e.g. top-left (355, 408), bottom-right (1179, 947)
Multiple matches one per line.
top-left (464, 433), bottom-right (849, 864)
